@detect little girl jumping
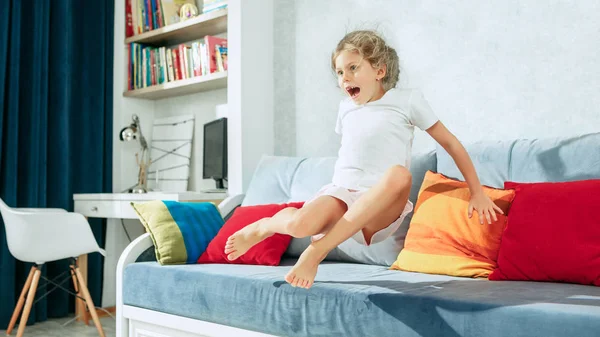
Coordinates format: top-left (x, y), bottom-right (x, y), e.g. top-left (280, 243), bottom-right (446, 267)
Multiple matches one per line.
top-left (225, 30), bottom-right (502, 289)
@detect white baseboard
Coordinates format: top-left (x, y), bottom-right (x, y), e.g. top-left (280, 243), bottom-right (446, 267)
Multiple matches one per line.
top-left (124, 306), bottom-right (278, 337)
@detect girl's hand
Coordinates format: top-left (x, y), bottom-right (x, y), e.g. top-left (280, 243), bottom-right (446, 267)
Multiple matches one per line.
top-left (468, 193), bottom-right (504, 225)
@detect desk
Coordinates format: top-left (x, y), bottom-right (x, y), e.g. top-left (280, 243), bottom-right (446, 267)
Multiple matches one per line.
top-left (74, 192), bottom-right (227, 219)
top-left (73, 192), bottom-right (227, 324)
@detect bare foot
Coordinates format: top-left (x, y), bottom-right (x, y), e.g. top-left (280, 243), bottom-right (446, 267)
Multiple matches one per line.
top-left (224, 219), bottom-right (272, 261)
top-left (285, 245), bottom-right (328, 289)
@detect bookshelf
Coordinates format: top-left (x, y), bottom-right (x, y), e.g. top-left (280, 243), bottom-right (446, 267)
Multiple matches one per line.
top-left (123, 8), bottom-right (228, 100)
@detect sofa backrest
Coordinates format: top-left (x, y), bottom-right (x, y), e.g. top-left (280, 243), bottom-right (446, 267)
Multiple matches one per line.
top-left (509, 132), bottom-right (600, 183)
top-left (436, 132), bottom-right (600, 187)
top-left (243, 152), bottom-right (438, 207)
top-left (242, 132), bottom-right (599, 264)
top-left (245, 133), bottom-right (600, 210)
top-left (243, 156), bottom-right (337, 206)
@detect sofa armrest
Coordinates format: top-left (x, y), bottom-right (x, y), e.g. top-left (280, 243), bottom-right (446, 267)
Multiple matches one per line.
top-left (116, 233), bottom-right (153, 337)
top-left (116, 195), bottom-right (244, 337)
top-left (218, 194), bottom-right (245, 219)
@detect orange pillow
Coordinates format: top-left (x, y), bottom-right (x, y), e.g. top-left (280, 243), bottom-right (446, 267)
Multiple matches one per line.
top-left (391, 171), bottom-right (515, 278)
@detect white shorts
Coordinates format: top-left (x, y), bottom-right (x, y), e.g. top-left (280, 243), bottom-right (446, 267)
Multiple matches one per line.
top-left (305, 183), bottom-right (413, 246)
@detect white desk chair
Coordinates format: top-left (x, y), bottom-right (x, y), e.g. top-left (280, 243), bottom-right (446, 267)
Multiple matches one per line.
top-left (0, 198), bottom-right (106, 337)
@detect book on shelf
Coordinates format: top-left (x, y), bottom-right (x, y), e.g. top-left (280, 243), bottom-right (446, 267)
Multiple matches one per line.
top-left (126, 0), bottom-right (227, 36)
top-left (204, 35), bottom-right (227, 74)
top-left (127, 35), bottom-right (227, 91)
top-left (126, 0), bottom-right (134, 37)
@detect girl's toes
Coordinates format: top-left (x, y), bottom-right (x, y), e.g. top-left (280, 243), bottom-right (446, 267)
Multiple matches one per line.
top-left (227, 252), bottom-right (240, 261)
top-left (285, 272), bottom-right (295, 284)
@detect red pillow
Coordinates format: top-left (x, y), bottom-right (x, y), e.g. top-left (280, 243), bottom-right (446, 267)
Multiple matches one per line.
top-left (489, 180), bottom-right (600, 286)
top-left (197, 202), bottom-right (304, 266)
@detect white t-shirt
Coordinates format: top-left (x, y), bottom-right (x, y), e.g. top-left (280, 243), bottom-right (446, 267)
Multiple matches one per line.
top-left (332, 88), bottom-right (439, 191)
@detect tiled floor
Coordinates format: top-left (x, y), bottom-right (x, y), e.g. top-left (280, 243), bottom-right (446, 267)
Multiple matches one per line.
top-left (0, 316), bottom-right (116, 337)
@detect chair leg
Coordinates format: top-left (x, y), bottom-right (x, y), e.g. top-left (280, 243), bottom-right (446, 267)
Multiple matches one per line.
top-left (69, 264), bottom-right (90, 326)
top-left (16, 268), bottom-right (41, 337)
top-left (75, 254), bottom-right (90, 325)
top-left (74, 267), bottom-right (106, 337)
top-left (6, 266), bottom-right (36, 335)
top-left (69, 265), bottom-right (79, 293)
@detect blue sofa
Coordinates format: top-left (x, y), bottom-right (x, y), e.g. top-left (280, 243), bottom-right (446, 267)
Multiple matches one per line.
top-left (116, 133), bottom-right (600, 337)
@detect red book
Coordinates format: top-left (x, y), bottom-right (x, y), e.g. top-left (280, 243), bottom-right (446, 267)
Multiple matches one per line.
top-left (204, 35), bottom-right (227, 73)
top-left (150, 49), bottom-right (156, 85)
top-left (173, 49), bottom-right (181, 81)
top-left (146, 0), bottom-right (153, 30)
top-left (178, 44), bottom-right (187, 79)
top-left (155, 0), bottom-right (163, 28)
top-left (125, 0), bottom-right (134, 37)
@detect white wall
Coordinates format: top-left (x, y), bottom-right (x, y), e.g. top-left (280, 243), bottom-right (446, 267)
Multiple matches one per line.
top-left (273, 0), bottom-right (296, 155)
top-left (154, 89), bottom-right (228, 192)
top-left (275, 0), bottom-right (600, 157)
top-left (227, 0), bottom-right (275, 194)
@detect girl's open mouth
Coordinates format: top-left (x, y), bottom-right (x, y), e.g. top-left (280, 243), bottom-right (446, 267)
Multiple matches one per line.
top-left (346, 86), bottom-right (361, 99)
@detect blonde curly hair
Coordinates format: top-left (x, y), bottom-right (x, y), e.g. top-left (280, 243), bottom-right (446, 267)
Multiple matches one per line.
top-left (331, 30), bottom-right (400, 91)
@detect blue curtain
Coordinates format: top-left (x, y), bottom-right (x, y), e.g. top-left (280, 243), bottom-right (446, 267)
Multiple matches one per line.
top-left (0, 0), bottom-right (114, 327)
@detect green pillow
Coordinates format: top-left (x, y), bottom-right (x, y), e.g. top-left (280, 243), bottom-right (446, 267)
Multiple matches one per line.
top-left (131, 200), bottom-right (224, 265)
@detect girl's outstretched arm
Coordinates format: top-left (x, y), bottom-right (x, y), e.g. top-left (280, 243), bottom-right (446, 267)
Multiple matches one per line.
top-left (426, 121), bottom-right (504, 225)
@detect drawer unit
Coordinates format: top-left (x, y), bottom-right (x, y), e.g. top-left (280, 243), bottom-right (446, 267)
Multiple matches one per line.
top-left (74, 200), bottom-right (121, 218)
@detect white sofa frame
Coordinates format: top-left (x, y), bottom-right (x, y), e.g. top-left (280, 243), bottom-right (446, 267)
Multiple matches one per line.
top-left (116, 195), bottom-right (279, 337)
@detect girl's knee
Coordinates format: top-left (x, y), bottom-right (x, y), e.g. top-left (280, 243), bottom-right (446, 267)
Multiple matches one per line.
top-left (383, 165), bottom-right (412, 193)
top-left (278, 206), bottom-right (299, 217)
top-left (286, 210), bottom-right (312, 238)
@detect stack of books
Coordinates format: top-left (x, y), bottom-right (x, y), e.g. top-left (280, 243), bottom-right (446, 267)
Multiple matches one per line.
top-left (203, 0), bottom-right (228, 14)
top-left (127, 36), bottom-right (227, 91)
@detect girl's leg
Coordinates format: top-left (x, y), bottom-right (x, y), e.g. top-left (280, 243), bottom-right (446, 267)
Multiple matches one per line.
top-left (286, 165), bottom-right (412, 288)
top-left (225, 196), bottom-right (347, 261)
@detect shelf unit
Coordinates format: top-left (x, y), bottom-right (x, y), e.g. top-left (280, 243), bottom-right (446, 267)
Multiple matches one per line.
top-left (123, 8), bottom-right (228, 99)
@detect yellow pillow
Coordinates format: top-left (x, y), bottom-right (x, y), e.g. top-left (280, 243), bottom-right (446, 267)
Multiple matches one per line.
top-left (391, 171), bottom-right (515, 278)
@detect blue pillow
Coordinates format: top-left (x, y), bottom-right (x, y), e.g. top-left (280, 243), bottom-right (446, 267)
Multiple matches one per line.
top-left (131, 200), bottom-right (224, 265)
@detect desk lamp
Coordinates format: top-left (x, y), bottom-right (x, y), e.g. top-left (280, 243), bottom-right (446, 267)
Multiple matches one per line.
top-left (120, 114), bottom-right (150, 193)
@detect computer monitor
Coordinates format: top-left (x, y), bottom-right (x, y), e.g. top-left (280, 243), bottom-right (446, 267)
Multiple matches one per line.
top-left (203, 118), bottom-right (227, 189)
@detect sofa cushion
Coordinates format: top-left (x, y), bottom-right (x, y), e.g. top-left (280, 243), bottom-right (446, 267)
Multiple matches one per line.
top-left (197, 202), bottom-right (304, 266)
top-left (392, 171), bottom-right (515, 278)
top-left (509, 132), bottom-right (600, 183)
top-left (244, 153), bottom-right (437, 266)
top-left (242, 156), bottom-right (306, 206)
top-left (489, 180), bottom-right (600, 286)
top-left (436, 140), bottom-right (515, 188)
top-left (289, 157), bottom-right (337, 202)
top-left (124, 258), bottom-right (600, 337)
top-left (131, 201), bottom-right (223, 265)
